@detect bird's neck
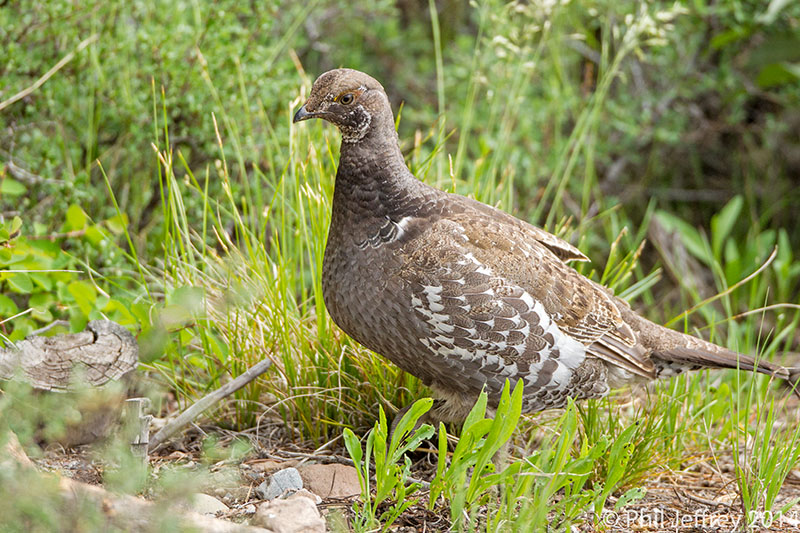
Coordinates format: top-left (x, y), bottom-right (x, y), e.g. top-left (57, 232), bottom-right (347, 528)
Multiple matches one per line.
top-left (332, 133), bottom-right (426, 226)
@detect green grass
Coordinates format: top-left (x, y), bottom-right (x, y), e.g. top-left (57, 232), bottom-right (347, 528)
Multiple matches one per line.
top-left (2, 0), bottom-right (800, 530)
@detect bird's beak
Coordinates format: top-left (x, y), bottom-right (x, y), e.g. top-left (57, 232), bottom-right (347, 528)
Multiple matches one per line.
top-left (293, 104), bottom-right (314, 123)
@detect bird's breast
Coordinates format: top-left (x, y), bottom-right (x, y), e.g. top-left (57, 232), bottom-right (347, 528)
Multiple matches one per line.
top-left (321, 237), bottom-right (413, 352)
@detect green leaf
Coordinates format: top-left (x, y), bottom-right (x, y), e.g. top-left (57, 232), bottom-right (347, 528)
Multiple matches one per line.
top-left (757, 63), bottom-right (800, 88)
top-left (29, 292), bottom-right (54, 310)
top-left (655, 211), bottom-right (710, 265)
top-left (7, 272), bottom-right (33, 294)
top-left (463, 387), bottom-right (488, 431)
top-left (105, 213), bottom-right (129, 235)
top-left (711, 195), bottom-right (743, 258)
top-left (67, 280), bottom-right (97, 315)
top-left (66, 204), bottom-right (89, 231)
top-left (31, 307), bottom-right (54, 322)
top-left (138, 325), bottom-right (169, 363)
top-left (29, 272), bottom-right (55, 291)
top-left (85, 225), bottom-right (107, 246)
top-left (615, 487), bottom-right (647, 510)
top-left (710, 27), bottom-right (749, 50)
top-left (10, 216), bottom-right (22, 234)
top-left (343, 428), bottom-right (364, 468)
top-left (389, 397), bottom-right (433, 460)
top-left (0, 294), bottom-right (19, 315)
top-left (69, 311), bottom-right (88, 332)
top-left (0, 178), bottom-right (26, 196)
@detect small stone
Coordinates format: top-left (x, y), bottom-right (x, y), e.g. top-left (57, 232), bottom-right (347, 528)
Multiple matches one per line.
top-left (298, 463), bottom-right (361, 499)
top-left (247, 458), bottom-right (299, 473)
top-left (252, 495), bottom-right (324, 533)
top-left (256, 467), bottom-right (303, 500)
top-left (243, 504), bottom-right (256, 514)
top-left (292, 489), bottom-right (322, 505)
top-left (185, 493), bottom-right (229, 516)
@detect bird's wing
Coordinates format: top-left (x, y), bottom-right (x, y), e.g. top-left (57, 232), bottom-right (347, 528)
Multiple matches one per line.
top-left (403, 198), bottom-right (656, 381)
top-left (447, 194), bottom-right (589, 263)
top-left (397, 218), bottom-right (591, 393)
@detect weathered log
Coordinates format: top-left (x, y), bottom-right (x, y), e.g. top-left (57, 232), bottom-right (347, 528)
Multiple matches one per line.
top-left (0, 320), bottom-right (138, 390)
top-left (0, 320), bottom-right (139, 447)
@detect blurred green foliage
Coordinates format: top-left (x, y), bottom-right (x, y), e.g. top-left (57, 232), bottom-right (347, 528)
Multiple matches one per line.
top-left (3, 0), bottom-right (798, 244)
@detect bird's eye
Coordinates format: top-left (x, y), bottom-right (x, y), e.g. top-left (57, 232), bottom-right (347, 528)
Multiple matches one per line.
top-left (338, 93), bottom-right (355, 105)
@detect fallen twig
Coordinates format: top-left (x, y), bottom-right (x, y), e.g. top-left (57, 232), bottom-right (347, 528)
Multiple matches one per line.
top-left (148, 358), bottom-right (273, 452)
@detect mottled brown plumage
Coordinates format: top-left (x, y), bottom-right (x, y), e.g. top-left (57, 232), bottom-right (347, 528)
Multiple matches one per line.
top-left (294, 68), bottom-right (797, 422)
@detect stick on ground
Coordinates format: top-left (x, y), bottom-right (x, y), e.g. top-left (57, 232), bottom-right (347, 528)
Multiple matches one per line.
top-left (148, 358), bottom-right (272, 452)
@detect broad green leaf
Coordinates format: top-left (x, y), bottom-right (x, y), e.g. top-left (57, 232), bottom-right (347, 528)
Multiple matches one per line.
top-left (69, 311), bottom-right (88, 332)
top-left (29, 292), bottom-right (54, 310)
top-left (105, 213), bottom-right (129, 234)
top-left (85, 225), bottom-right (107, 246)
top-left (67, 280), bottom-right (97, 315)
top-left (389, 397), bottom-right (433, 458)
top-left (711, 195), bottom-right (742, 258)
top-left (32, 307), bottom-right (54, 322)
top-left (137, 325), bottom-right (169, 363)
top-left (757, 63), bottom-right (800, 88)
top-left (615, 487), bottom-right (647, 510)
top-left (655, 211), bottom-right (710, 265)
top-left (343, 428), bottom-right (363, 467)
top-left (0, 178), bottom-right (26, 196)
top-left (463, 388), bottom-right (488, 431)
top-left (0, 294), bottom-right (19, 315)
top-left (29, 272), bottom-right (55, 291)
top-left (7, 272), bottom-right (33, 294)
top-left (66, 204), bottom-right (89, 231)
top-left (710, 28), bottom-right (748, 49)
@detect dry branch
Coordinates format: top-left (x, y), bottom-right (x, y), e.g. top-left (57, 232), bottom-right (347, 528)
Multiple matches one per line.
top-left (148, 358), bottom-right (272, 452)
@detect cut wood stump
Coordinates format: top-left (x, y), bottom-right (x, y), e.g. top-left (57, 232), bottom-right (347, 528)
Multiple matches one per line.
top-left (0, 320), bottom-right (139, 447)
top-left (0, 320), bottom-right (138, 390)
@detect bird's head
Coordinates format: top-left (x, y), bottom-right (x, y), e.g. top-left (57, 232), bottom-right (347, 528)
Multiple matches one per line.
top-left (293, 68), bottom-right (393, 144)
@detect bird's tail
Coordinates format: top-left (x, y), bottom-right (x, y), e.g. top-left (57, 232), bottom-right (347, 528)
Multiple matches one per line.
top-left (652, 346), bottom-right (799, 398)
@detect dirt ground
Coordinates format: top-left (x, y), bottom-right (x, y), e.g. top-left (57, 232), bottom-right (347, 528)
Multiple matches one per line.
top-left (31, 420), bottom-right (800, 532)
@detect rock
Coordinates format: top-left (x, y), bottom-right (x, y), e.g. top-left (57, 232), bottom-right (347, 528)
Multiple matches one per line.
top-left (214, 486), bottom-right (251, 504)
top-left (291, 489), bottom-right (322, 505)
top-left (1, 432), bottom-right (33, 470)
top-left (298, 463), bottom-right (360, 499)
top-left (185, 493), bottom-right (229, 516)
top-left (256, 467), bottom-right (303, 500)
top-left (252, 493), bottom-right (324, 533)
top-left (246, 459), bottom-right (299, 474)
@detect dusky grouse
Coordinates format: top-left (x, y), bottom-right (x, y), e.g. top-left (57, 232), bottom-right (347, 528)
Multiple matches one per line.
top-left (294, 68), bottom-right (798, 423)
